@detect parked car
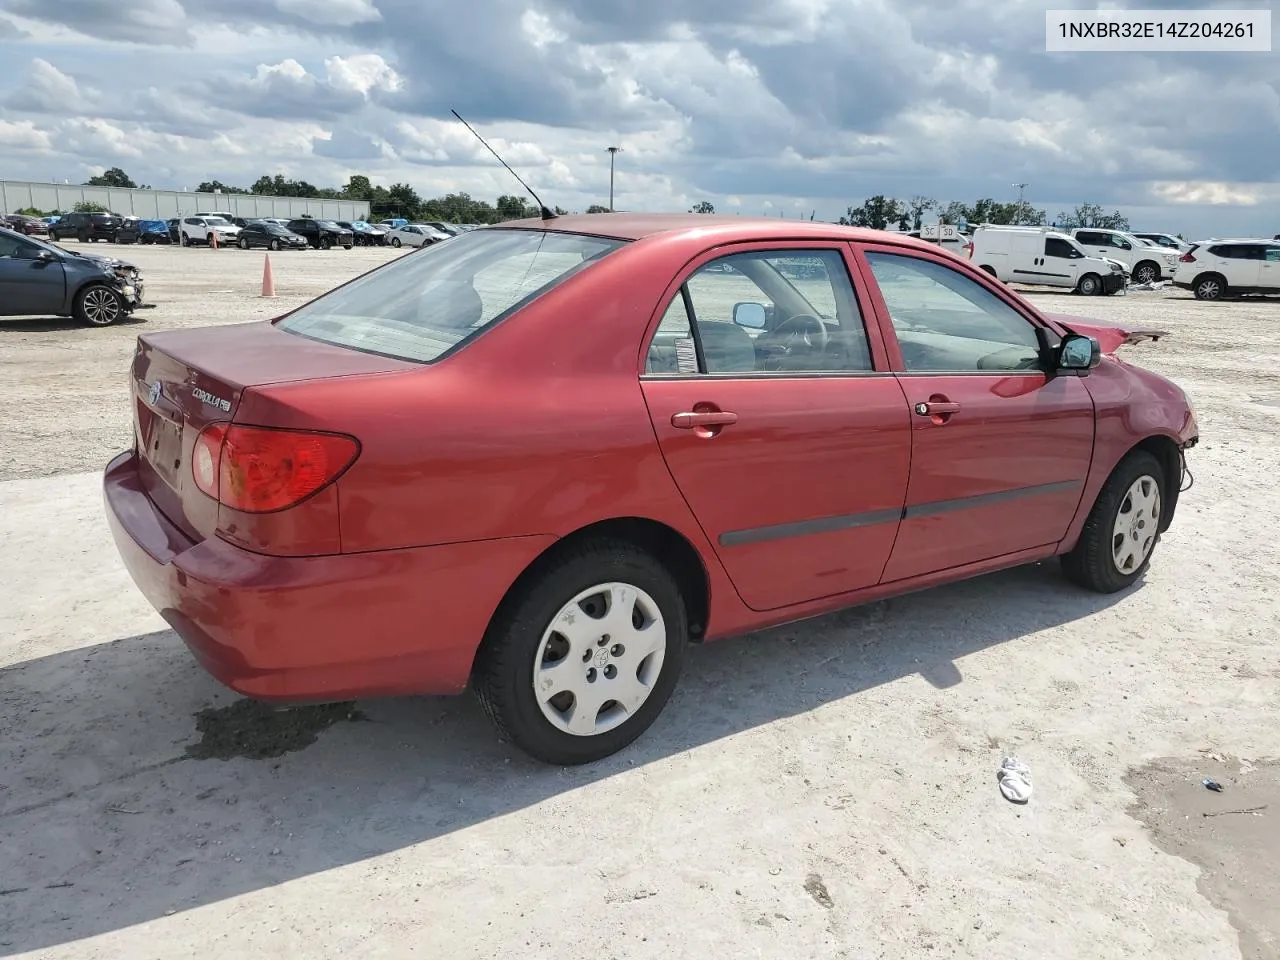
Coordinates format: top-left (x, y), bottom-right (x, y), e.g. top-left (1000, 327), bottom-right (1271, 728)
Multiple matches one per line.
top-left (969, 225), bottom-right (1126, 294)
top-left (378, 218), bottom-right (409, 230)
top-left (336, 220), bottom-right (387, 246)
top-left (0, 225), bottom-right (145, 326)
top-left (49, 211), bottom-right (121, 243)
top-left (180, 216), bottom-right (241, 246)
top-left (1071, 228), bottom-right (1180, 285)
top-left (1171, 238), bottom-right (1280, 300)
top-left (286, 218), bottom-right (354, 250)
top-left (167, 219), bottom-right (181, 243)
top-left (137, 220), bottom-right (173, 244)
top-left (1, 214), bottom-right (50, 237)
top-left (236, 221), bottom-right (308, 251)
top-left (1132, 232), bottom-right (1191, 254)
top-left (103, 214), bottom-right (1198, 764)
top-left (114, 218), bottom-right (142, 244)
top-left (422, 220), bottom-right (464, 236)
top-left (386, 223), bottom-right (450, 247)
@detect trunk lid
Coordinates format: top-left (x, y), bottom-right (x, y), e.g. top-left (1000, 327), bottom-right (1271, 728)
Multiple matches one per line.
top-left (1044, 313), bottom-right (1169, 355)
top-left (131, 321), bottom-right (414, 541)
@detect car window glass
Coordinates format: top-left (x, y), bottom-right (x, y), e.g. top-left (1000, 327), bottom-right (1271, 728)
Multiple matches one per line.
top-left (1265, 247), bottom-right (1280, 262)
top-left (864, 251), bottom-right (1042, 373)
top-left (645, 295), bottom-right (696, 374)
top-left (0, 234), bottom-right (36, 258)
top-left (1238, 245), bottom-right (1265, 260)
top-left (1045, 237), bottom-right (1076, 258)
top-left (667, 249), bottom-right (872, 374)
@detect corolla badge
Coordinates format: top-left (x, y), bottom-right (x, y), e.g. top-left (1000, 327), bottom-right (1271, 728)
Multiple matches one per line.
top-left (192, 387), bottom-right (232, 412)
top-left (147, 380), bottom-right (162, 406)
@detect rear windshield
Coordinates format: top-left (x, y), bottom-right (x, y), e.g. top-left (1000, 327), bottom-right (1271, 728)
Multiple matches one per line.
top-left (275, 228), bottom-right (624, 362)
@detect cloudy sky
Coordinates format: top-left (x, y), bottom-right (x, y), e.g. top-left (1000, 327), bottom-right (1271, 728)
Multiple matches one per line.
top-left (0, 0), bottom-right (1275, 236)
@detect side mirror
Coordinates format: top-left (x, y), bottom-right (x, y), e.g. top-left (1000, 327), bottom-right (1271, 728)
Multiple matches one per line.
top-left (1058, 334), bottom-right (1100, 373)
top-left (36, 249), bottom-right (58, 262)
top-left (732, 301), bottom-right (767, 329)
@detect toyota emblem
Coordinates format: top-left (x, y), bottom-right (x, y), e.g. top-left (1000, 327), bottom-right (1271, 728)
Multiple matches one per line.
top-left (148, 381), bottom-right (162, 406)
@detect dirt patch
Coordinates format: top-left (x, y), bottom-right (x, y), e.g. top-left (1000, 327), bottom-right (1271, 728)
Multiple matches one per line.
top-left (185, 699), bottom-right (367, 760)
top-left (1125, 756), bottom-right (1280, 959)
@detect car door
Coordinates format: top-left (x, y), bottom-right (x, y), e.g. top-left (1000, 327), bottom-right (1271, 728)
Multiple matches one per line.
top-left (1261, 244), bottom-right (1280, 290)
top-left (640, 243), bottom-right (912, 612)
top-left (0, 234), bottom-right (66, 316)
top-left (854, 244), bottom-right (1095, 582)
top-left (1223, 244), bottom-right (1264, 288)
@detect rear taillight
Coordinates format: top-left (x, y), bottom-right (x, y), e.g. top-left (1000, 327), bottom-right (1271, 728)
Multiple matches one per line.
top-left (1179, 253), bottom-right (1195, 262)
top-left (963, 241), bottom-right (974, 259)
top-left (192, 423), bottom-right (358, 513)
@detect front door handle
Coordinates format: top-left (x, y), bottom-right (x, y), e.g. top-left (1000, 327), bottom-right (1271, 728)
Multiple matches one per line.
top-left (914, 401), bottom-right (960, 416)
top-left (672, 410), bottom-right (738, 429)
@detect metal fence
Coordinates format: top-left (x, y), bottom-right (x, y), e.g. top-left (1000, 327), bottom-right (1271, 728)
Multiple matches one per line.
top-left (0, 180), bottom-right (371, 221)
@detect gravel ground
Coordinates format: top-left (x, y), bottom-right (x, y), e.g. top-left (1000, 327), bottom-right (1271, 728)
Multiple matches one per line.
top-left (1, 245), bottom-right (1277, 959)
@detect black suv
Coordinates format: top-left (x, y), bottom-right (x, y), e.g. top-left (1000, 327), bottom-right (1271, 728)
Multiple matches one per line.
top-left (49, 212), bottom-right (122, 243)
top-left (285, 218), bottom-right (354, 250)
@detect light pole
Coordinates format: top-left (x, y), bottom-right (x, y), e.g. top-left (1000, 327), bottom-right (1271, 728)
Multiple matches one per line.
top-left (606, 146), bottom-right (621, 211)
top-left (1012, 182), bottom-right (1028, 205)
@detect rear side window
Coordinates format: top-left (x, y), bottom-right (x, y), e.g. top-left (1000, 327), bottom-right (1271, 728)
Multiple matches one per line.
top-left (276, 229), bottom-right (624, 362)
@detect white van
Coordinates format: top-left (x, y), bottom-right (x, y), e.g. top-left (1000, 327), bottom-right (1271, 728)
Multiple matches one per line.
top-left (969, 225), bottom-right (1126, 295)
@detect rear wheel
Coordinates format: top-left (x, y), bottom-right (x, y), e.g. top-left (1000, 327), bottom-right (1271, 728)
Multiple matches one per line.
top-left (979, 264), bottom-right (997, 277)
top-left (473, 540), bottom-right (687, 765)
top-left (238, 237), bottom-right (249, 250)
top-left (319, 237), bottom-right (331, 250)
top-left (391, 236), bottom-right (402, 247)
top-left (342, 244), bottom-right (352, 250)
top-left (73, 284), bottom-right (124, 327)
top-left (1194, 273), bottom-right (1226, 300)
top-left (269, 239), bottom-right (281, 251)
top-left (1076, 272), bottom-right (1102, 296)
top-left (1061, 450), bottom-right (1165, 593)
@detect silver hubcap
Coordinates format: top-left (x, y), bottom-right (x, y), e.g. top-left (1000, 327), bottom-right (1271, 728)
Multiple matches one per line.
top-left (1199, 280), bottom-right (1220, 298)
top-left (1136, 265), bottom-right (1156, 283)
top-left (83, 288), bottom-right (120, 325)
top-left (1082, 277), bottom-right (1097, 293)
top-left (1112, 475), bottom-right (1161, 574)
top-left (533, 582), bottom-right (667, 737)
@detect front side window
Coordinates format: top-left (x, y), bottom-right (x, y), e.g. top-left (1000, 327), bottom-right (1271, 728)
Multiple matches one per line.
top-left (277, 229), bottom-right (623, 362)
top-left (1045, 237), bottom-right (1078, 259)
top-left (863, 251), bottom-right (1042, 373)
top-left (1265, 246), bottom-right (1280, 262)
top-left (645, 250), bottom-right (873, 375)
top-left (0, 234), bottom-right (37, 259)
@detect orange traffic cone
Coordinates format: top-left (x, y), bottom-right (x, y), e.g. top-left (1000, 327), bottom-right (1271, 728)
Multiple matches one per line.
top-left (210, 230), bottom-right (218, 249)
top-left (260, 253), bottom-right (276, 298)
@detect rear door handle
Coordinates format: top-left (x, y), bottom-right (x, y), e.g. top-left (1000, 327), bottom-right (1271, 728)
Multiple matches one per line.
top-left (914, 401), bottom-right (960, 416)
top-left (672, 410), bottom-right (738, 429)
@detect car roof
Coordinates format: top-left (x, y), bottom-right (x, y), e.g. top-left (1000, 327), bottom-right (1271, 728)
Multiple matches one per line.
top-left (492, 211), bottom-right (937, 247)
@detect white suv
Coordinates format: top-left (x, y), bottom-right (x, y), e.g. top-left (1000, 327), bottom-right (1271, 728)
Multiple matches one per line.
top-left (1172, 239), bottom-right (1280, 300)
top-left (1132, 232), bottom-right (1191, 254)
top-left (1071, 228), bottom-right (1181, 285)
top-left (179, 215), bottom-right (241, 247)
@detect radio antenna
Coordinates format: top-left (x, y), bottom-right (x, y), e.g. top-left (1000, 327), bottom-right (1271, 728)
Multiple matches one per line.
top-left (451, 109), bottom-right (557, 220)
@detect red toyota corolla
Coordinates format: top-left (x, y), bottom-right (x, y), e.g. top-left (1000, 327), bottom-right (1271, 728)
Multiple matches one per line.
top-left (104, 214), bottom-right (1199, 764)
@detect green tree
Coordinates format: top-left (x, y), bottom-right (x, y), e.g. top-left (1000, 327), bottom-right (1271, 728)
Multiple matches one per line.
top-left (196, 180), bottom-right (249, 194)
top-left (689, 201), bottom-right (715, 214)
top-left (342, 175), bottom-right (374, 200)
top-left (1053, 202), bottom-right (1129, 231)
top-left (585, 204), bottom-right (610, 213)
top-left (73, 201), bottom-right (109, 213)
top-left (84, 167), bottom-right (136, 188)
top-left (838, 195), bottom-right (905, 231)
top-left (904, 196), bottom-right (935, 230)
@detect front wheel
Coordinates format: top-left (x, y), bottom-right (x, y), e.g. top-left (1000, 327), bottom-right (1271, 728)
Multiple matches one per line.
top-left (238, 238), bottom-right (249, 250)
top-left (318, 237), bottom-right (331, 250)
top-left (269, 239), bottom-right (281, 251)
top-left (73, 284), bottom-right (125, 327)
top-left (1133, 261), bottom-right (1159, 285)
top-left (473, 540), bottom-right (687, 765)
top-left (1076, 272), bottom-right (1102, 296)
top-left (1061, 450), bottom-right (1166, 593)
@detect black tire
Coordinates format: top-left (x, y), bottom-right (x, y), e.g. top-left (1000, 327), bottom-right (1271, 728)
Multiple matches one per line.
top-left (1061, 450), bottom-right (1166, 593)
top-left (1076, 272), bottom-right (1102, 296)
top-left (180, 233), bottom-right (190, 247)
top-left (1133, 260), bottom-right (1159, 285)
top-left (238, 237), bottom-right (249, 250)
top-left (473, 539), bottom-right (688, 765)
top-left (342, 244), bottom-right (352, 250)
top-left (73, 284), bottom-right (125, 327)
top-left (1193, 273), bottom-right (1226, 301)
top-left (979, 264), bottom-right (997, 277)
top-left (270, 239), bottom-right (281, 251)
top-left (319, 237), bottom-right (331, 250)
top-left (390, 236), bottom-right (402, 247)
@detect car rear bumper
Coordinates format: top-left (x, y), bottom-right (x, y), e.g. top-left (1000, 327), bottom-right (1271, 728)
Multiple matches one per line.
top-left (103, 449), bottom-right (553, 703)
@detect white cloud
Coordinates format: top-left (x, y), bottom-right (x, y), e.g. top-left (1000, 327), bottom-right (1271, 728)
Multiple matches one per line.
top-left (276, 0), bottom-right (380, 26)
top-left (1148, 182), bottom-right (1274, 206)
top-left (325, 53), bottom-right (402, 95)
top-left (0, 119), bottom-right (54, 152)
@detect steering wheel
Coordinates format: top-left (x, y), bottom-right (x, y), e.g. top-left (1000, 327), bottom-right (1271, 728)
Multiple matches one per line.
top-left (764, 313), bottom-right (829, 353)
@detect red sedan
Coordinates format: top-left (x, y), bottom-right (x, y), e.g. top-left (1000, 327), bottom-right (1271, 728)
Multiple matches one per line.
top-left (104, 214), bottom-right (1199, 764)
